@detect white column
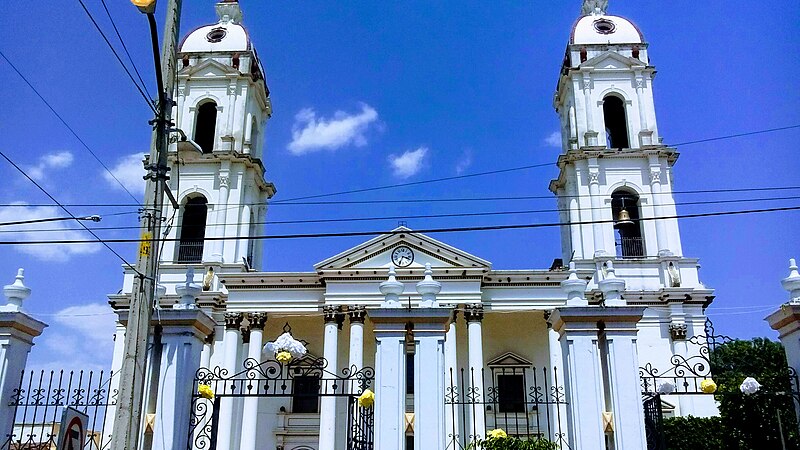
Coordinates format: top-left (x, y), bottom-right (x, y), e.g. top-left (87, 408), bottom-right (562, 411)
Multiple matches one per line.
top-left (581, 73), bottom-right (598, 146)
top-left (348, 306), bottom-right (366, 374)
top-left (766, 258), bottom-right (800, 422)
top-left (465, 304), bottom-right (486, 441)
top-left (319, 306), bottom-right (341, 450)
top-left (0, 270), bottom-right (47, 438)
top-left (550, 309), bottom-right (605, 449)
top-left (216, 312), bottom-right (243, 450)
top-left (444, 311), bottom-right (460, 448)
top-left (587, 159), bottom-right (606, 257)
top-left (200, 332), bottom-right (213, 369)
top-left (238, 201), bottom-right (251, 265)
top-left (240, 313), bottom-right (267, 450)
top-left (647, 154), bottom-right (672, 256)
top-left (151, 310), bottom-right (215, 450)
top-left (605, 319), bottom-right (648, 449)
top-left (103, 323), bottom-right (126, 440)
top-left (413, 312), bottom-right (451, 450)
top-left (546, 316), bottom-right (569, 446)
top-left (210, 162), bottom-right (231, 263)
top-left (566, 177), bottom-right (584, 259)
top-left (371, 316), bottom-right (406, 450)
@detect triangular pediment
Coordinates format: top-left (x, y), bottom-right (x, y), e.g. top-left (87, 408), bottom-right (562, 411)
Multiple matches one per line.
top-left (180, 58), bottom-right (240, 78)
top-left (582, 51), bottom-right (644, 70)
top-left (314, 227), bottom-right (491, 271)
top-left (487, 352), bottom-right (532, 367)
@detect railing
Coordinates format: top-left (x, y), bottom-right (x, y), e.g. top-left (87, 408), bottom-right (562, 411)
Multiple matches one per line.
top-left (616, 236), bottom-right (645, 258)
top-left (177, 239), bottom-right (204, 263)
top-left (2, 370), bottom-right (116, 450)
top-left (444, 366), bottom-right (570, 449)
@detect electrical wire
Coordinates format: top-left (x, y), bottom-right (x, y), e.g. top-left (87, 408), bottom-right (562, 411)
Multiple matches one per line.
top-left (75, 0), bottom-right (156, 112)
top-left (3, 194), bottom-right (799, 234)
top-left (99, 0), bottom-right (152, 101)
top-left (270, 124), bottom-right (800, 203)
top-left (0, 185), bottom-right (797, 209)
top-left (0, 151), bottom-right (138, 272)
top-left (1, 204), bottom-right (797, 245)
top-left (0, 50), bottom-right (143, 205)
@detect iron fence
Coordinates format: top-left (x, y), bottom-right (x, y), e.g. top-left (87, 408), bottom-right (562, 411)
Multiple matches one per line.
top-left (1, 370), bottom-right (116, 450)
top-left (444, 366), bottom-right (569, 449)
top-left (177, 239), bottom-right (204, 263)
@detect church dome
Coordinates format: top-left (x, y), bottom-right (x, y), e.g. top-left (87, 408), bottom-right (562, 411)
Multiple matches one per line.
top-left (179, 0), bottom-right (250, 53)
top-left (570, 13), bottom-right (644, 45)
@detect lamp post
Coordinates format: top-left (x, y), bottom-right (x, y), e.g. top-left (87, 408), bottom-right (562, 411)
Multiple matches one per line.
top-left (111, 1), bottom-right (182, 450)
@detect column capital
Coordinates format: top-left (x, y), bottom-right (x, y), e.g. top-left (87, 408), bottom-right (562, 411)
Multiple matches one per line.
top-left (348, 305), bottom-right (367, 324)
top-left (464, 304), bottom-right (484, 323)
top-left (224, 311), bottom-right (244, 330)
top-left (323, 305), bottom-right (345, 329)
top-left (668, 323), bottom-right (688, 341)
top-left (247, 312), bottom-right (268, 330)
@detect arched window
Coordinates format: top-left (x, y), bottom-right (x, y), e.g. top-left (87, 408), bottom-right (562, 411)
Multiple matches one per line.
top-left (611, 190), bottom-right (644, 258)
top-left (603, 95), bottom-right (629, 148)
top-left (194, 101), bottom-right (217, 154)
top-left (177, 196), bottom-right (208, 263)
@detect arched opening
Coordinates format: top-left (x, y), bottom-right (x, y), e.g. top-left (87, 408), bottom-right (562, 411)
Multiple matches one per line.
top-left (603, 95), bottom-right (629, 148)
top-left (194, 101), bottom-right (217, 154)
top-left (177, 196), bottom-right (208, 263)
top-left (611, 190), bottom-right (644, 258)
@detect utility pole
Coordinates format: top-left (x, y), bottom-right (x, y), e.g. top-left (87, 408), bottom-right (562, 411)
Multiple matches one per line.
top-left (111, 1), bottom-right (182, 449)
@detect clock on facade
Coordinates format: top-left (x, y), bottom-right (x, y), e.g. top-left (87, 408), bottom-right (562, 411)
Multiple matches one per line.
top-left (391, 246), bottom-right (414, 267)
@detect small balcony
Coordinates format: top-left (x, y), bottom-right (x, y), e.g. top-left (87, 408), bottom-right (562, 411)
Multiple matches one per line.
top-left (616, 236), bottom-right (645, 258)
top-left (177, 239), bottom-right (204, 263)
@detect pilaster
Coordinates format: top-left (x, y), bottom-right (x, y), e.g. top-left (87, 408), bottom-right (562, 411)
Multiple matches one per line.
top-left (151, 309), bottom-right (215, 450)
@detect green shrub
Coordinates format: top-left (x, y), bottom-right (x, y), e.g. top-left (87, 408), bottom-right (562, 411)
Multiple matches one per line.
top-left (663, 416), bottom-right (726, 450)
top-left (468, 435), bottom-right (559, 450)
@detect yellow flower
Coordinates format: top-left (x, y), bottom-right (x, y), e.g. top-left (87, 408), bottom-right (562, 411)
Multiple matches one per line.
top-left (198, 384), bottom-right (214, 400)
top-left (358, 389), bottom-right (375, 408)
top-left (276, 351), bottom-right (292, 364)
top-left (487, 428), bottom-right (507, 439)
top-left (700, 379), bottom-right (717, 394)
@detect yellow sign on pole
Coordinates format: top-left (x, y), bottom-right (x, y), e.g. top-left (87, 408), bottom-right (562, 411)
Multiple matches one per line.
top-left (139, 232), bottom-right (153, 257)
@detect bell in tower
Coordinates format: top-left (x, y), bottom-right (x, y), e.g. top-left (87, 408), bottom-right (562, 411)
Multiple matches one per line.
top-left (160, 0), bottom-right (276, 269)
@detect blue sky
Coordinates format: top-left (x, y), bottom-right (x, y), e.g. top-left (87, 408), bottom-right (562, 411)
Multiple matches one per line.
top-left (0, 0), bottom-right (798, 371)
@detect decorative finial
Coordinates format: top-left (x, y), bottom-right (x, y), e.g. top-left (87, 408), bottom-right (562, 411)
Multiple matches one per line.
top-left (216, 0), bottom-right (243, 24)
top-left (379, 266), bottom-right (404, 308)
top-left (561, 262), bottom-right (589, 307)
top-left (598, 260), bottom-right (626, 306)
top-left (581, 0), bottom-right (608, 15)
top-left (175, 268), bottom-right (201, 309)
top-left (2, 269), bottom-right (31, 312)
top-left (416, 263), bottom-right (442, 308)
top-left (783, 258), bottom-right (800, 304)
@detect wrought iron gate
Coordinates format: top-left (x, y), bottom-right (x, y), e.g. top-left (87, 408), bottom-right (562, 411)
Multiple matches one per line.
top-left (642, 394), bottom-right (665, 450)
top-left (639, 318), bottom-right (800, 450)
top-left (188, 327), bottom-right (374, 450)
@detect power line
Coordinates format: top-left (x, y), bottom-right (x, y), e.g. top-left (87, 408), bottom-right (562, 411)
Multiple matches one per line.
top-left (4, 194), bottom-right (799, 234)
top-left (99, 0), bottom-right (152, 101)
top-left (271, 163), bottom-right (554, 203)
top-left (1, 204), bottom-right (797, 245)
top-left (0, 185), bottom-right (797, 209)
top-left (271, 124), bottom-right (800, 203)
top-left (0, 50), bottom-right (143, 205)
top-left (75, 0), bottom-right (156, 112)
top-left (0, 151), bottom-right (137, 272)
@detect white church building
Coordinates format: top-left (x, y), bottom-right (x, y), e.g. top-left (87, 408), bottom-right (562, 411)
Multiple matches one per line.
top-left (100, 1), bottom-right (720, 449)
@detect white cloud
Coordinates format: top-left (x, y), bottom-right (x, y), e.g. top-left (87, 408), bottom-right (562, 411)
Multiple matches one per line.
top-left (288, 103), bottom-right (379, 155)
top-left (544, 131), bottom-right (562, 147)
top-left (34, 303), bottom-right (116, 373)
top-left (0, 204), bottom-right (101, 262)
top-left (26, 151), bottom-right (74, 181)
top-left (388, 147), bottom-right (428, 179)
top-left (103, 153), bottom-right (146, 195)
top-left (455, 149), bottom-right (472, 175)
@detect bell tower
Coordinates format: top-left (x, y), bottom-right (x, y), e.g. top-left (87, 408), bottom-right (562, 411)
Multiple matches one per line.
top-left (549, 1), bottom-right (683, 266)
top-left (161, 0), bottom-right (276, 270)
